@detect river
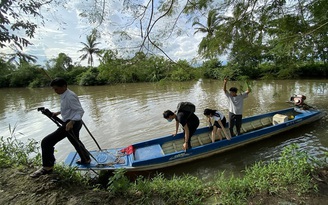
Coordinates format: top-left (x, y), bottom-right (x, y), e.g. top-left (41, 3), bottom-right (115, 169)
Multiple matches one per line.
top-left (1, 79), bottom-right (327, 180)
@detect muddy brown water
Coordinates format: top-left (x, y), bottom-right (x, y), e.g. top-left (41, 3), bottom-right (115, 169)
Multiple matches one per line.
top-left (1, 79), bottom-right (327, 180)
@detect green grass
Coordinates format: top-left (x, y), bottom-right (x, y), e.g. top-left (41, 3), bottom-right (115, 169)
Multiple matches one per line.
top-left (0, 124), bottom-right (41, 167)
top-left (211, 144), bottom-right (318, 204)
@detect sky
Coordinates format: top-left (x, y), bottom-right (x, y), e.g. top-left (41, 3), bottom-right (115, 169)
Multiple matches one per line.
top-left (2, 0), bottom-right (228, 67)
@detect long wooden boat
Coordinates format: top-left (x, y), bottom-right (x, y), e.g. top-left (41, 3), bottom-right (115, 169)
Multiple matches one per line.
top-left (64, 107), bottom-right (325, 171)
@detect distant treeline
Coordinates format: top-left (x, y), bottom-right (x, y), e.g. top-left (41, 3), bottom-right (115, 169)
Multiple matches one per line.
top-left (0, 52), bottom-right (327, 88)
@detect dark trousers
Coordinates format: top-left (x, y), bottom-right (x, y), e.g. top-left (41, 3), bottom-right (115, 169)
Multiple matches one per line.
top-left (185, 120), bottom-right (200, 149)
top-left (229, 112), bottom-right (242, 136)
top-left (185, 131), bottom-right (193, 149)
top-left (41, 121), bottom-right (90, 167)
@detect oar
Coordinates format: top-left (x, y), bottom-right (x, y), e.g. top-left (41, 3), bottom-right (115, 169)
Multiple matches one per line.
top-left (82, 121), bottom-right (102, 150)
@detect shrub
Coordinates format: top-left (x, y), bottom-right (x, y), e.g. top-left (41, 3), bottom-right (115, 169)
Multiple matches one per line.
top-left (0, 124), bottom-right (41, 167)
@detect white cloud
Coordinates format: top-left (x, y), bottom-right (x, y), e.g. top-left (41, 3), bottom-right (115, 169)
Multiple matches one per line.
top-left (3, 0), bottom-right (225, 66)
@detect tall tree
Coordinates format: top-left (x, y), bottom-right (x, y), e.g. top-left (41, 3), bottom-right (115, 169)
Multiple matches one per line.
top-left (304, 0), bottom-right (328, 63)
top-left (27, 0), bottom-right (327, 68)
top-left (79, 29), bottom-right (102, 67)
top-left (49, 53), bottom-right (73, 71)
top-left (192, 9), bottom-right (219, 38)
top-left (192, 9), bottom-right (220, 59)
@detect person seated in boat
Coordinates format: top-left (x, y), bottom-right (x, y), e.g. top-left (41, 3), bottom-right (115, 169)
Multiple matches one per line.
top-left (203, 109), bottom-right (231, 142)
top-left (290, 95), bottom-right (310, 110)
top-left (223, 78), bottom-right (251, 136)
top-left (163, 109), bottom-right (200, 151)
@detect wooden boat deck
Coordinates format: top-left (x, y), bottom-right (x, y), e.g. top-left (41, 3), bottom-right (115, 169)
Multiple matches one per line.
top-left (161, 116), bottom-right (275, 155)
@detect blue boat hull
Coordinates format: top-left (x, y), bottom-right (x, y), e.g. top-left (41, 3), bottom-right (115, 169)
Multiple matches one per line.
top-left (64, 107), bottom-right (325, 171)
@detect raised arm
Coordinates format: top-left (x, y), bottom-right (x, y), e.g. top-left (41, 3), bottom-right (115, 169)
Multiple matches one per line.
top-left (245, 81), bottom-right (251, 95)
top-left (223, 78), bottom-right (228, 93)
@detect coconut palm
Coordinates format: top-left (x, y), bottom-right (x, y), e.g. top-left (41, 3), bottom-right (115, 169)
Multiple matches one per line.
top-left (192, 9), bottom-right (219, 38)
top-left (79, 30), bottom-right (102, 67)
top-left (192, 9), bottom-right (220, 59)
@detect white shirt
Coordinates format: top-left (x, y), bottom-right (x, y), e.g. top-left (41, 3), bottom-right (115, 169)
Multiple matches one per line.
top-left (60, 89), bottom-right (84, 122)
top-left (225, 91), bottom-right (248, 115)
top-left (212, 111), bottom-right (225, 121)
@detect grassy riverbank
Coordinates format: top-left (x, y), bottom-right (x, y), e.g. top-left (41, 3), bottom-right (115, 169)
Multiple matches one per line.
top-left (1, 134), bottom-right (328, 204)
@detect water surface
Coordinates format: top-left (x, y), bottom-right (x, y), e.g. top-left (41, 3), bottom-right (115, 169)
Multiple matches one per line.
top-left (1, 79), bottom-right (327, 180)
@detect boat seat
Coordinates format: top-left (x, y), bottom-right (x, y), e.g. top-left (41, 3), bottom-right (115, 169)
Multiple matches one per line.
top-left (261, 117), bottom-right (272, 126)
top-left (241, 118), bottom-right (272, 134)
top-left (162, 143), bottom-right (176, 154)
top-left (191, 137), bottom-right (201, 147)
top-left (162, 132), bottom-right (214, 154)
top-left (241, 122), bottom-right (254, 133)
top-left (134, 144), bottom-right (164, 161)
top-left (192, 133), bottom-right (212, 147)
top-left (216, 129), bottom-right (231, 140)
top-left (162, 140), bottom-right (184, 154)
top-left (172, 142), bottom-right (178, 152)
top-left (203, 134), bottom-right (213, 144)
top-left (251, 120), bottom-right (263, 129)
top-left (197, 137), bottom-right (203, 145)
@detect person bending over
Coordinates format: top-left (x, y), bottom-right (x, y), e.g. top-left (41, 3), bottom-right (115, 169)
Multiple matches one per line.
top-left (163, 109), bottom-right (199, 151)
top-left (204, 108), bottom-right (231, 142)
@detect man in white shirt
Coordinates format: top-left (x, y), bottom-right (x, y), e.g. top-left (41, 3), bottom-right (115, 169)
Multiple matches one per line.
top-left (223, 78), bottom-right (250, 137)
top-left (31, 78), bottom-right (90, 178)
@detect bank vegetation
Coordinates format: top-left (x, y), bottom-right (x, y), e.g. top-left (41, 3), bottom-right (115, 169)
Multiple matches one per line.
top-left (1, 129), bottom-right (328, 204)
top-left (0, 51), bottom-right (327, 89)
top-left (1, 1), bottom-right (328, 88)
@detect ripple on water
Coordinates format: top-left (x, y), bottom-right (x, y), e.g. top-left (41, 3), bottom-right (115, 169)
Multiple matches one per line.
top-left (1, 80), bottom-right (328, 177)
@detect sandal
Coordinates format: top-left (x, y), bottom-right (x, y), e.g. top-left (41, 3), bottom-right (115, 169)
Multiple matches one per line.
top-left (76, 159), bottom-right (91, 165)
top-left (30, 168), bottom-right (53, 178)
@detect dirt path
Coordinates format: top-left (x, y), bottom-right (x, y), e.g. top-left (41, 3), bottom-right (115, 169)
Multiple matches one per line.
top-left (1, 167), bottom-right (328, 205)
top-left (0, 167), bottom-right (119, 205)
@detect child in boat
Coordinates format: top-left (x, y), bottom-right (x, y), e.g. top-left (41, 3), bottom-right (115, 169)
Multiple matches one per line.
top-left (203, 109), bottom-right (231, 142)
top-left (290, 95), bottom-right (310, 110)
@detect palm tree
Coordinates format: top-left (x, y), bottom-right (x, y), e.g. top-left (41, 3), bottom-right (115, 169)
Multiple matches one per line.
top-left (192, 9), bottom-right (220, 59)
top-left (192, 9), bottom-right (219, 38)
top-left (79, 29), bottom-right (102, 67)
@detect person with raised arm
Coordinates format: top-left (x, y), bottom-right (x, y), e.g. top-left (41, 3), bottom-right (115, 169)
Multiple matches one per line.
top-left (223, 78), bottom-right (251, 137)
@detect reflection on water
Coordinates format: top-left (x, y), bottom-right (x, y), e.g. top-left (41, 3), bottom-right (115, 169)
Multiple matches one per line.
top-left (0, 79), bottom-right (327, 179)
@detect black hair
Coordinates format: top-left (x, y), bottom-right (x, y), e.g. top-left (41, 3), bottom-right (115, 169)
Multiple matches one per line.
top-left (50, 78), bottom-right (67, 87)
top-left (203, 109), bottom-right (216, 116)
top-left (229, 87), bottom-right (238, 92)
top-left (163, 110), bottom-right (174, 119)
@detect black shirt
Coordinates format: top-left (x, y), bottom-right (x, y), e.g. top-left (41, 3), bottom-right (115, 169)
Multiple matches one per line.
top-left (176, 111), bottom-right (200, 131)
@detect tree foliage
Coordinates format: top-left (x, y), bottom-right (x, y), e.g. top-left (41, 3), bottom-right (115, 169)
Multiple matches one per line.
top-left (0, 0), bottom-right (49, 49)
top-left (194, 0), bottom-right (328, 69)
top-left (73, 0), bottom-right (326, 71)
top-left (0, 0), bottom-right (327, 88)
